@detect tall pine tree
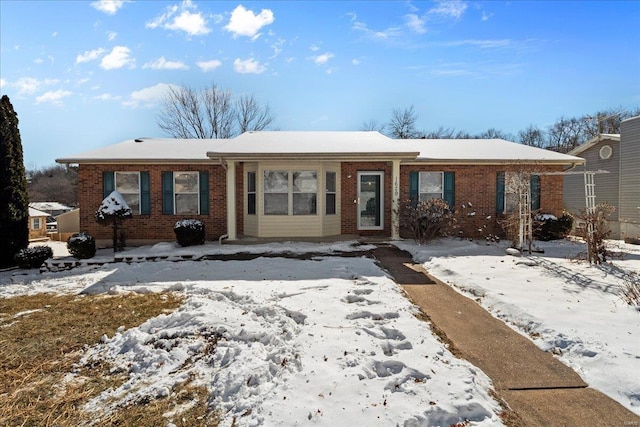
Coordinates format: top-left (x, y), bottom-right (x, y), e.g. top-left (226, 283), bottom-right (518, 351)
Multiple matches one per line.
top-left (0, 95), bottom-right (29, 267)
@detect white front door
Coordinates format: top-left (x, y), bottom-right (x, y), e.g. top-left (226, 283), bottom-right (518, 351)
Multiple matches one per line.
top-left (357, 172), bottom-right (384, 230)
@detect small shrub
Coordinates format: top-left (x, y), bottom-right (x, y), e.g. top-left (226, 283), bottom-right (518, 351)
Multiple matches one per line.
top-left (575, 203), bottom-right (615, 264)
top-left (14, 246), bottom-right (53, 269)
top-left (534, 212), bottom-right (574, 241)
top-left (174, 219), bottom-right (205, 247)
top-left (399, 199), bottom-right (455, 244)
top-left (620, 272), bottom-right (640, 309)
top-left (67, 232), bottom-right (97, 259)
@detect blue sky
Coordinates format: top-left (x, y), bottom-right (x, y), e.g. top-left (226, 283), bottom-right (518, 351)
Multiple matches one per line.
top-left (1, 0), bottom-right (639, 169)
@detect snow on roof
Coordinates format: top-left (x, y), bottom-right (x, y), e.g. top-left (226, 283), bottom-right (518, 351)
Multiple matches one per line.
top-left (402, 138), bottom-right (586, 164)
top-left (56, 138), bottom-right (230, 164)
top-left (56, 131), bottom-right (583, 165)
top-left (206, 131), bottom-right (417, 159)
top-left (29, 207), bottom-right (49, 217)
top-left (568, 134), bottom-right (620, 157)
top-left (29, 202), bottom-right (73, 212)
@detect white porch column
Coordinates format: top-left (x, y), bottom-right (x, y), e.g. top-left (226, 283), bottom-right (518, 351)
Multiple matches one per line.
top-left (226, 160), bottom-right (237, 240)
top-left (391, 159), bottom-right (401, 239)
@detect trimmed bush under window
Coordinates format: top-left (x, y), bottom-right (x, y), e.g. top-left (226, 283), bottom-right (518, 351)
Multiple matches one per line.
top-left (174, 219), bottom-right (205, 247)
top-left (14, 246), bottom-right (53, 269)
top-left (67, 232), bottom-right (97, 259)
top-left (533, 212), bottom-right (574, 241)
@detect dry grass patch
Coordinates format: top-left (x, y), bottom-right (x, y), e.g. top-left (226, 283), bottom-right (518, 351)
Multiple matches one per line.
top-left (0, 291), bottom-right (217, 426)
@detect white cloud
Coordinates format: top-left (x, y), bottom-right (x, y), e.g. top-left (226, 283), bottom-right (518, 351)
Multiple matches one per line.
top-left (107, 31), bottom-right (117, 41)
top-left (352, 20), bottom-right (403, 40)
top-left (312, 52), bottom-right (334, 65)
top-left (143, 57), bottom-right (189, 70)
top-left (441, 39), bottom-right (510, 49)
top-left (309, 45), bottom-right (320, 52)
top-left (352, 59), bottom-right (361, 66)
top-left (428, 0), bottom-right (468, 19)
top-left (35, 90), bottom-right (72, 106)
top-left (196, 59), bottom-right (222, 72)
top-left (225, 5), bottom-right (274, 39)
top-left (76, 47), bottom-right (106, 64)
top-left (14, 77), bottom-right (58, 95)
top-left (91, 0), bottom-right (125, 15)
top-left (233, 58), bottom-right (266, 74)
top-left (91, 0), bottom-right (124, 15)
top-left (146, 0), bottom-right (210, 37)
top-left (0, 78), bottom-right (5, 89)
top-left (94, 93), bottom-right (120, 101)
top-left (122, 83), bottom-right (177, 108)
top-left (34, 58), bottom-right (44, 64)
top-left (52, 31), bottom-right (58, 37)
top-left (405, 14), bottom-right (426, 34)
top-left (481, 11), bottom-right (493, 21)
top-left (100, 46), bottom-right (134, 70)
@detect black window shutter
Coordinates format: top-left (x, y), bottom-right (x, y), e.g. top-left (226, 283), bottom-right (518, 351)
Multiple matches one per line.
top-left (496, 172), bottom-right (505, 213)
top-left (103, 171), bottom-right (114, 199)
top-left (409, 171), bottom-right (419, 202)
top-left (443, 172), bottom-right (455, 208)
top-left (530, 174), bottom-right (541, 211)
top-left (162, 171), bottom-right (174, 214)
top-left (140, 172), bottom-right (151, 214)
top-left (199, 171), bottom-right (209, 215)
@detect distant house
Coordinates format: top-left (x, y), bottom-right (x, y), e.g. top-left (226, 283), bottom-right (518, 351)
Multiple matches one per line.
top-left (28, 207), bottom-right (49, 240)
top-left (56, 131), bottom-right (584, 247)
top-left (53, 208), bottom-right (80, 242)
top-left (29, 201), bottom-right (73, 217)
top-left (564, 115), bottom-right (640, 240)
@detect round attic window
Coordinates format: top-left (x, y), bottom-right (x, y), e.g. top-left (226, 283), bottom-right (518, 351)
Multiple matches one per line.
top-left (599, 145), bottom-right (612, 160)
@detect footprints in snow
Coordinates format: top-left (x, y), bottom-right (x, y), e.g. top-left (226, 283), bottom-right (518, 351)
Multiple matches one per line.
top-left (343, 280), bottom-right (426, 386)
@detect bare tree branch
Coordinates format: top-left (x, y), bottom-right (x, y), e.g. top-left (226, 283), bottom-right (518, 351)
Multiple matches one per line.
top-left (387, 105), bottom-right (418, 139)
top-left (157, 82), bottom-right (275, 139)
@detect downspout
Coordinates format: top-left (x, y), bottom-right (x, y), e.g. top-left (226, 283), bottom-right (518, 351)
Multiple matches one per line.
top-left (218, 157), bottom-right (229, 244)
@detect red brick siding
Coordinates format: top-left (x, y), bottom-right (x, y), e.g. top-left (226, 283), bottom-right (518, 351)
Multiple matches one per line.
top-left (78, 164), bottom-right (227, 243)
top-left (341, 162), bottom-right (392, 236)
top-left (399, 164), bottom-right (566, 237)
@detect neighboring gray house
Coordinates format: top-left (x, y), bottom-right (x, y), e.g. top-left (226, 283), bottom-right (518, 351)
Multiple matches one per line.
top-left (564, 115), bottom-right (640, 240)
top-left (619, 116), bottom-right (640, 241)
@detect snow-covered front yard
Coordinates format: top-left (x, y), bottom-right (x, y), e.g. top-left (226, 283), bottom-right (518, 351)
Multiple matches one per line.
top-left (2, 238), bottom-right (638, 424)
top-left (397, 238), bottom-right (640, 416)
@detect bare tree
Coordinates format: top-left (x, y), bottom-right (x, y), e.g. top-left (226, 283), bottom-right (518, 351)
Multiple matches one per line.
top-left (546, 116), bottom-right (586, 153)
top-left (28, 164), bottom-right (78, 206)
top-left (157, 82), bottom-right (275, 139)
top-left (518, 125), bottom-right (546, 148)
top-left (236, 94), bottom-right (275, 134)
top-left (478, 128), bottom-right (514, 140)
top-left (387, 105), bottom-right (418, 139)
top-left (360, 119), bottom-right (385, 133)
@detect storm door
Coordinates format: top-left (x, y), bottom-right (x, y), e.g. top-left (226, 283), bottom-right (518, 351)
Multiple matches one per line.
top-left (357, 172), bottom-right (384, 230)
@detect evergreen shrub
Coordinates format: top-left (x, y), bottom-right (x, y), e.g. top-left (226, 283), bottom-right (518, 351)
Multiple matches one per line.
top-left (533, 212), bottom-right (574, 241)
top-left (67, 232), bottom-right (97, 259)
top-left (14, 246), bottom-right (53, 269)
top-left (174, 219), bottom-right (205, 247)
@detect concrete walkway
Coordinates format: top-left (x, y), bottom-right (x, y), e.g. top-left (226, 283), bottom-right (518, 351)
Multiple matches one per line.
top-left (373, 245), bottom-right (640, 427)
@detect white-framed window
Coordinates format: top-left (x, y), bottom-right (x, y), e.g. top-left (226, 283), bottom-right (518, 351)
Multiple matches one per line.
top-left (247, 171), bottom-right (256, 215)
top-left (115, 171), bottom-right (140, 214)
top-left (174, 171), bottom-right (199, 215)
top-left (264, 171), bottom-right (289, 215)
top-left (326, 171), bottom-right (336, 215)
top-left (263, 170), bottom-right (318, 216)
top-left (32, 217), bottom-right (42, 230)
top-left (419, 172), bottom-right (443, 201)
top-left (293, 171), bottom-right (317, 215)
